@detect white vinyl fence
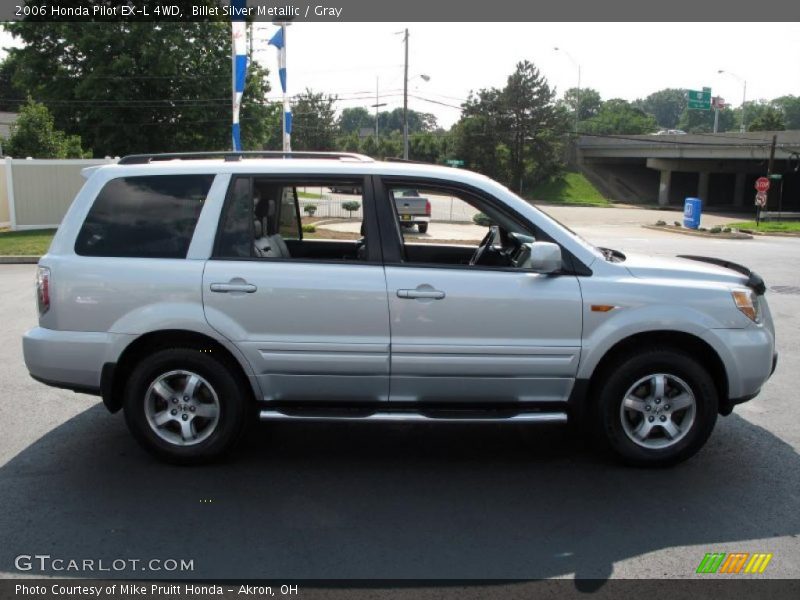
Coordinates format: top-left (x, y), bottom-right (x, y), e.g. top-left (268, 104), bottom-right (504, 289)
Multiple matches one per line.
top-left (2, 158), bottom-right (115, 230)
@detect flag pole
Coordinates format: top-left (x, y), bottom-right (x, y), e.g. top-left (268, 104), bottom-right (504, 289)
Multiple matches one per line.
top-left (269, 22), bottom-right (292, 152)
top-left (281, 22), bottom-right (290, 152)
top-left (230, 0), bottom-right (248, 151)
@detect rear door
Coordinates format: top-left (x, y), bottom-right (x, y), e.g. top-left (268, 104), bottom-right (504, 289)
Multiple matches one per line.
top-left (203, 175), bottom-right (391, 402)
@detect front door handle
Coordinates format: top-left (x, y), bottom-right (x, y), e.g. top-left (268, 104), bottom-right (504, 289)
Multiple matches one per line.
top-left (397, 288), bottom-right (445, 300)
top-left (210, 282), bottom-right (257, 293)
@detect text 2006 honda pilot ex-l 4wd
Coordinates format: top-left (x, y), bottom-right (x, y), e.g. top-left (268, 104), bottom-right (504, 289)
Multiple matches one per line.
top-left (23, 152), bottom-right (777, 466)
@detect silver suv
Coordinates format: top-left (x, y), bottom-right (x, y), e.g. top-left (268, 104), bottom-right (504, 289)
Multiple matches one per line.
top-left (23, 152), bottom-right (777, 466)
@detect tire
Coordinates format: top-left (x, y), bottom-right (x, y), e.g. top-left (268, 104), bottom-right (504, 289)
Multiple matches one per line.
top-left (595, 346), bottom-right (718, 467)
top-left (417, 222), bottom-right (429, 234)
top-left (123, 347), bottom-right (250, 465)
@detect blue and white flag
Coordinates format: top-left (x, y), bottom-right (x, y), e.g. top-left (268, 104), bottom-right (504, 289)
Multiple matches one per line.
top-left (268, 25), bottom-right (291, 150)
top-left (230, 0), bottom-right (248, 151)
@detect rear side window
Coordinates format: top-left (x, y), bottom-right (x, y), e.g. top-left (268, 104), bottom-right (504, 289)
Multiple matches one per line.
top-left (75, 175), bottom-right (214, 258)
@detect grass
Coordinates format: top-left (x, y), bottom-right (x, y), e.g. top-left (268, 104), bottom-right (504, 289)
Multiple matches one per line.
top-left (297, 190), bottom-right (323, 199)
top-left (527, 171), bottom-right (610, 207)
top-left (728, 221), bottom-right (800, 233)
top-left (0, 229), bottom-right (56, 255)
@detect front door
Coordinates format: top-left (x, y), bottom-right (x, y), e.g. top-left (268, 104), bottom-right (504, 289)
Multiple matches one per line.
top-left (203, 175), bottom-right (390, 402)
top-left (378, 179), bottom-right (583, 403)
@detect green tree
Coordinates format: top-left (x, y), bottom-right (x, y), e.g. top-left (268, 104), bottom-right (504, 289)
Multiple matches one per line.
top-left (747, 105), bottom-right (785, 132)
top-left (338, 107), bottom-right (374, 135)
top-left (677, 106), bottom-right (736, 133)
top-left (583, 99), bottom-right (658, 135)
top-left (377, 108), bottom-right (437, 134)
top-left (0, 55), bottom-right (27, 112)
top-left (291, 89), bottom-right (338, 151)
top-left (4, 98), bottom-right (89, 158)
top-left (562, 87), bottom-right (602, 121)
top-left (773, 96), bottom-right (800, 130)
top-left (454, 61), bottom-right (566, 192)
top-left (4, 18), bottom-right (274, 156)
top-left (408, 131), bottom-right (444, 163)
top-left (634, 88), bottom-right (687, 129)
top-left (732, 101), bottom-right (785, 133)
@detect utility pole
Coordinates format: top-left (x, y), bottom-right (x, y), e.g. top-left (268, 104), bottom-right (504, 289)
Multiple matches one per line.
top-left (402, 28), bottom-right (409, 159)
top-left (758, 134), bottom-right (778, 226)
top-left (767, 134), bottom-right (777, 175)
top-left (574, 63), bottom-right (581, 135)
top-left (740, 80), bottom-right (748, 133)
top-left (371, 77), bottom-right (387, 144)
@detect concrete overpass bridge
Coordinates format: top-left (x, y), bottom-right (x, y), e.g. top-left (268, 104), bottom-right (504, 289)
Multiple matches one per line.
top-left (577, 131), bottom-right (800, 210)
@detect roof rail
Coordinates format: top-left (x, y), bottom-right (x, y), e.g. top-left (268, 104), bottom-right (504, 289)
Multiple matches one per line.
top-left (384, 156), bottom-right (431, 165)
top-left (118, 151), bottom-right (374, 165)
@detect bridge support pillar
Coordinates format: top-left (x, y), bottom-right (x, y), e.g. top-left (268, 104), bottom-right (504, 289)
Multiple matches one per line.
top-left (698, 172), bottom-right (710, 203)
top-left (734, 171), bottom-right (746, 207)
top-left (658, 170), bottom-right (672, 206)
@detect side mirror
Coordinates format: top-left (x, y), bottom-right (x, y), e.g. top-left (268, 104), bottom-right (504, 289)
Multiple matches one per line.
top-left (523, 242), bottom-right (562, 273)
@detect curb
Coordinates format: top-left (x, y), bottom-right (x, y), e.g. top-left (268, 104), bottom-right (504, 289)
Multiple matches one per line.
top-left (0, 256), bottom-right (41, 264)
top-left (738, 229), bottom-right (800, 238)
top-left (642, 225), bottom-right (752, 240)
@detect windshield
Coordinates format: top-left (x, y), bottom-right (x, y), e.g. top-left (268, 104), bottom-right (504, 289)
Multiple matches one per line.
top-left (502, 187), bottom-right (606, 260)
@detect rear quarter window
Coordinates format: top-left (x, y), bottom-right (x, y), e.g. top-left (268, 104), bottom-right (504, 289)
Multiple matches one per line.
top-left (75, 175), bottom-right (214, 258)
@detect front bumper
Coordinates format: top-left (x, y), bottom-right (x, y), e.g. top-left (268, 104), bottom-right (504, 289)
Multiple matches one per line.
top-left (703, 325), bottom-right (776, 411)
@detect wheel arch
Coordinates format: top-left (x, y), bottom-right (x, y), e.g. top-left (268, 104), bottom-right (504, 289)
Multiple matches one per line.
top-left (101, 329), bottom-right (259, 413)
top-left (572, 330), bottom-right (729, 422)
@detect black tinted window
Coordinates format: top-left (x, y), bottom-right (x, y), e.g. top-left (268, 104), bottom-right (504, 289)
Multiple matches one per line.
top-left (75, 175), bottom-right (213, 258)
top-left (215, 177), bottom-right (253, 258)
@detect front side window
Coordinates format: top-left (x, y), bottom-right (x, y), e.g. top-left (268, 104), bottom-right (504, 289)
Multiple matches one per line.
top-left (75, 175), bottom-right (213, 258)
top-left (385, 182), bottom-right (536, 269)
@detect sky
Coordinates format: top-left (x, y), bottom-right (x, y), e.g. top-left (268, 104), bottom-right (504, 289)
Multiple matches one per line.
top-left (2, 22), bottom-right (800, 129)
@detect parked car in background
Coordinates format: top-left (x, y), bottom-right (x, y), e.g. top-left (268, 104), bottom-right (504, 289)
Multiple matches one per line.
top-left (392, 188), bottom-right (431, 233)
top-left (23, 151), bottom-right (777, 467)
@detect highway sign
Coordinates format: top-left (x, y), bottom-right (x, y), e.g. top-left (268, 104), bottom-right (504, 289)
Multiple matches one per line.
top-left (446, 159), bottom-right (464, 167)
top-left (755, 177), bottom-right (771, 193)
top-left (755, 192), bottom-right (768, 207)
top-left (687, 87), bottom-right (712, 110)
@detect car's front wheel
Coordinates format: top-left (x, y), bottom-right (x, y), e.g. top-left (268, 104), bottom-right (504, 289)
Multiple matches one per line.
top-left (596, 347), bottom-right (718, 466)
top-left (123, 347), bottom-right (250, 464)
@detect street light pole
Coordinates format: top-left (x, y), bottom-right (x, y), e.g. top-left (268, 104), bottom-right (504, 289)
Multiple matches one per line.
top-left (718, 69), bottom-right (747, 133)
top-left (554, 46), bottom-right (581, 134)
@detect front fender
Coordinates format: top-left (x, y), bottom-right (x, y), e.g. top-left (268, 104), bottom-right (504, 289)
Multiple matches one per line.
top-left (576, 303), bottom-right (728, 382)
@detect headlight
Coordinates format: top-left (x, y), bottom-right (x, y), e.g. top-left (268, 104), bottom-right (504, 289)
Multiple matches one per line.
top-left (731, 289), bottom-right (760, 323)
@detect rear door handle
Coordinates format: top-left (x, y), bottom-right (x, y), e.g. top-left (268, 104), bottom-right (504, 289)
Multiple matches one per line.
top-left (397, 289), bottom-right (445, 300)
top-left (210, 282), bottom-right (257, 293)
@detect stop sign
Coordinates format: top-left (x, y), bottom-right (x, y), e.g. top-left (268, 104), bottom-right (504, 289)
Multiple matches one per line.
top-left (755, 177), bottom-right (771, 193)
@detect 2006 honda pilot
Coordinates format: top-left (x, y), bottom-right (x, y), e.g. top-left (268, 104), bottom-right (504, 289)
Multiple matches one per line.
top-left (23, 152), bottom-right (777, 465)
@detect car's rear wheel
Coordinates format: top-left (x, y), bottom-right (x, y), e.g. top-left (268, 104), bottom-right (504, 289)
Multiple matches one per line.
top-left (123, 348), bottom-right (249, 464)
top-left (596, 347), bottom-right (718, 466)
top-left (417, 222), bottom-right (429, 234)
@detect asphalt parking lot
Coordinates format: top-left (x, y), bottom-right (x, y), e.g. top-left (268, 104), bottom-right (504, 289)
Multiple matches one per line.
top-left (0, 208), bottom-right (798, 582)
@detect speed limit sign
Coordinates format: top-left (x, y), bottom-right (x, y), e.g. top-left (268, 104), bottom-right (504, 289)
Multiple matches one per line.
top-left (755, 191), bottom-right (768, 207)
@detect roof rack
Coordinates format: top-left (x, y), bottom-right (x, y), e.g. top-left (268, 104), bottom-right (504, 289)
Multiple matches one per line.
top-left (117, 151), bottom-right (374, 165)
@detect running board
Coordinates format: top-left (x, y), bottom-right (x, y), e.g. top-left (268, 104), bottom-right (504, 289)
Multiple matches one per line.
top-left (259, 410), bottom-right (567, 424)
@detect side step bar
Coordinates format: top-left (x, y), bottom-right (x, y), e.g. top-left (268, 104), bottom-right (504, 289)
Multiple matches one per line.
top-left (259, 410), bottom-right (567, 424)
